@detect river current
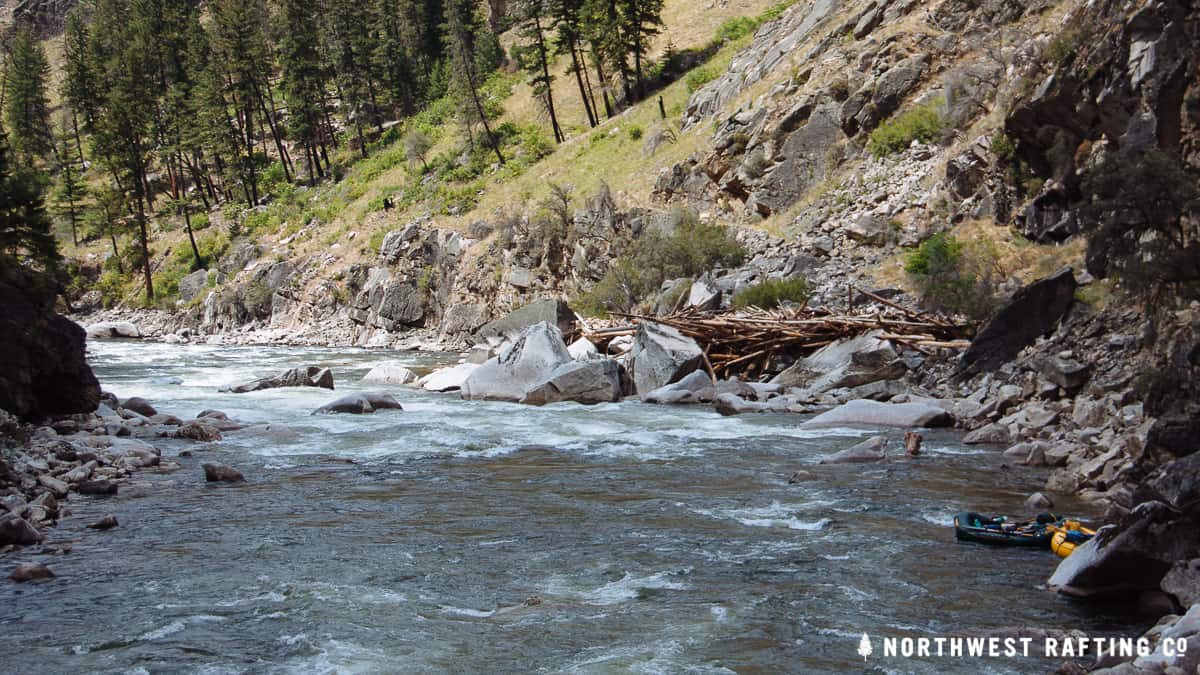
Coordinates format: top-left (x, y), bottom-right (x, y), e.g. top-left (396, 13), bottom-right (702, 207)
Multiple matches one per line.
top-left (1, 341), bottom-right (1138, 673)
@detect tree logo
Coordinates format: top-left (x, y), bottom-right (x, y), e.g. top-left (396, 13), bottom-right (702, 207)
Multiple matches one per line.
top-left (858, 633), bottom-right (873, 661)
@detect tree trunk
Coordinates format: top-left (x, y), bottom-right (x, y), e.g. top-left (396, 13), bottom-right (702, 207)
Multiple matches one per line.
top-left (534, 14), bottom-right (564, 143)
top-left (569, 38), bottom-right (597, 128)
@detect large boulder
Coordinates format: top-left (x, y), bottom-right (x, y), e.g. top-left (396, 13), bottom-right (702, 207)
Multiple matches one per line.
top-left (84, 321), bottom-right (142, 339)
top-left (0, 267), bottom-right (101, 420)
top-left (771, 331), bottom-right (904, 392)
top-left (203, 463), bottom-right (245, 483)
top-left (804, 399), bottom-right (953, 428)
top-left (420, 363), bottom-right (480, 392)
top-left (642, 370), bottom-right (714, 404)
top-left (473, 299), bottom-right (575, 344)
top-left (461, 322), bottom-right (573, 402)
top-left (630, 322), bottom-right (704, 396)
top-left (1048, 501), bottom-right (1200, 599)
top-left (120, 397), bottom-right (157, 417)
top-left (360, 364), bottom-right (418, 385)
top-left (220, 366), bottom-right (334, 393)
top-left (313, 392), bottom-right (403, 414)
top-left (961, 268), bottom-right (1076, 371)
top-left (521, 358), bottom-right (622, 405)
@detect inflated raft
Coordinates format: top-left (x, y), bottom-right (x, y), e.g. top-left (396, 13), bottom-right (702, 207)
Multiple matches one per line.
top-left (953, 512), bottom-right (1054, 547)
top-left (1048, 520), bottom-right (1096, 557)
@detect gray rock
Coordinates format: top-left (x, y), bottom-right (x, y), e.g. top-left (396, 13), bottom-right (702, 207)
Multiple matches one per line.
top-left (804, 399), bottom-right (953, 428)
top-left (36, 474), bottom-right (69, 498)
top-left (85, 321), bottom-right (142, 339)
top-left (202, 463), bottom-right (245, 483)
top-left (1025, 492), bottom-right (1054, 510)
top-left (462, 322), bottom-right (573, 402)
top-left (566, 337), bottom-right (598, 360)
top-left (772, 331), bottom-right (903, 392)
top-left (0, 512), bottom-right (43, 545)
top-left (175, 420), bottom-right (222, 442)
top-left (1146, 414), bottom-right (1200, 458)
top-left (178, 269), bottom-right (210, 302)
top-left (642, 370), bottom-right (713, 404)
top-left (687, 279), bottom-right (720, 310)
top-left (819, 436), bottom-right (888, 464)
top-left (1160, 559), bottom-right (1200, 609)
top-left (961, 268), bottom-right (1077, 371)
top-left (314, 392), bottom-right (403, 415)
top-left (521, 359), bottom-right (622, 405)
top-left (473, 299), bottom-right (575, 344)
top-left (76, 479), bottom-right (118, 495)
top-left (1048, 502), bottom-right (1200, 599)
top-left (220, 366), bottom-right (335, 393)
top-left (1039, 357), bottom-right (1091, 394)
top-left (420, 363), bottom-right (480, 392)
top-left (121, 397), bottom-right (157, 417)
top-left (630, 322), bottom-right (704, 396)
top-left (9, 562), bottom-right (54, 582)
top-left (713, 393), bottom-right (768, 415)
top-left (963, 422), bottom-right (1012, 445)
top-left (360, 364), bottom-right (418, 385)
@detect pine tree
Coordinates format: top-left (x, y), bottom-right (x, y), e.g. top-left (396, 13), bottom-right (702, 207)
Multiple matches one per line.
top-left (62, 7), bottom-right (97, 158)
top-left (514, 0), bottom-right (564, 143)
top-left (550, 0), bottom-right (598, 127)
top-left (617, 0), bottom-right (663, 100)
top-left (51, 127), bottom-right (87, 248)
top-left (279, 0), bottom-right (332, 182)
top-left (372, 0), bottom-right (420, 116)
top-left (443, 0), bottom-right (505, 164)
top-left (3, 28), bottom-right (54, 166)
top-left (327, 0), bottom-right (382, 157)
top-left (0, 130), bottom-right (59, 271)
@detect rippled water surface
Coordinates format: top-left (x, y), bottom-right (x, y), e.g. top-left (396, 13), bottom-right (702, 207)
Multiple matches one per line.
top-left (1, 342), bottom-right (1138, 673)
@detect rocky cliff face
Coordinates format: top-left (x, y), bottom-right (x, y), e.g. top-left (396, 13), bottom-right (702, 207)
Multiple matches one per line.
top-left (0, 267), bottom-right (99, 421)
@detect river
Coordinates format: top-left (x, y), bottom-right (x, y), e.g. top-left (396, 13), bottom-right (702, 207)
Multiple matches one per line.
top-left (0, 341), bottom-right (1139, 673)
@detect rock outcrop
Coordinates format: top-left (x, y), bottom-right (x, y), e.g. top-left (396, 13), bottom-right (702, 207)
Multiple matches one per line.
top-left (961, 268), bottom-right (1077, 371)
top-left (0, 267), bottom-right (100, 420)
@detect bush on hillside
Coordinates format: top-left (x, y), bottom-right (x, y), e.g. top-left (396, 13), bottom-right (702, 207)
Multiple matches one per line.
top-left (576, 208), bottom-right (745, 316)
top-left (867, 99), bottom-right (946, 157)
top-left (904, 232), bottom-right (997, 319)
top-left (732, 277), bottom-right (811, 309)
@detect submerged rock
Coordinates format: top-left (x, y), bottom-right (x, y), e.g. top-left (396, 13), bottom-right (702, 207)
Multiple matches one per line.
top-left (804, 399), bottom-right (953, 428)
top-left (9, 562), bottom-right (54, 582)
top-left (220, 366), bottom-right (335, 393)
top-left (120, 397), bottom-right (158, 417)
top-left (313, 392), bottom-right (403, 414)
top-left (87, 514), bottom-right (119, 530)
top-left (819, 436), bottom-right (888, 464)
top-left (203, 463), bottom-right (245, 483)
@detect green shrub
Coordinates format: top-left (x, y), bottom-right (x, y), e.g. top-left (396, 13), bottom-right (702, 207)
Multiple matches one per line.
top-left (576, 209), bottom-right (745, 314)
top-left (733, 277), bottom-right (811, 309)
top-left (1045, 30), bottom-right (1081, 67)
top-left (715, 16), bottom-right (757, 44)
top-left (190, 212), bottom-right (210, 231)
top-left (686, 65), bottom-right (719, 93)
top-left (759, 1), bottom-right (795, 23)
top-left (905, 232), bottom-right (995, 318)
top-left (989, 133), bottom-right (1016, 162)
top-left (628, 126), bottom-right (644, 141)
top-left (867, 99), bottom-right (946, 157)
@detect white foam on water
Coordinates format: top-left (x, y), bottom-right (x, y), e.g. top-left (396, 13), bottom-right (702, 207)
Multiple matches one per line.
top-left (137, 614), bottom-right (225, 642)
top-left (546, 569), bottom-right (692, 606)
top-left (438, 605), bottom-right (496, 618)
top-left (695, 501), bottom-right (835, 531)
top-left (921, 511), bottom-right (955, 526)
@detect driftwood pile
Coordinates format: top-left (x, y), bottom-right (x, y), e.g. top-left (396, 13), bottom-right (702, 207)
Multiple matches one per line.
top-left (580, 288), bottom-right (973, 380)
